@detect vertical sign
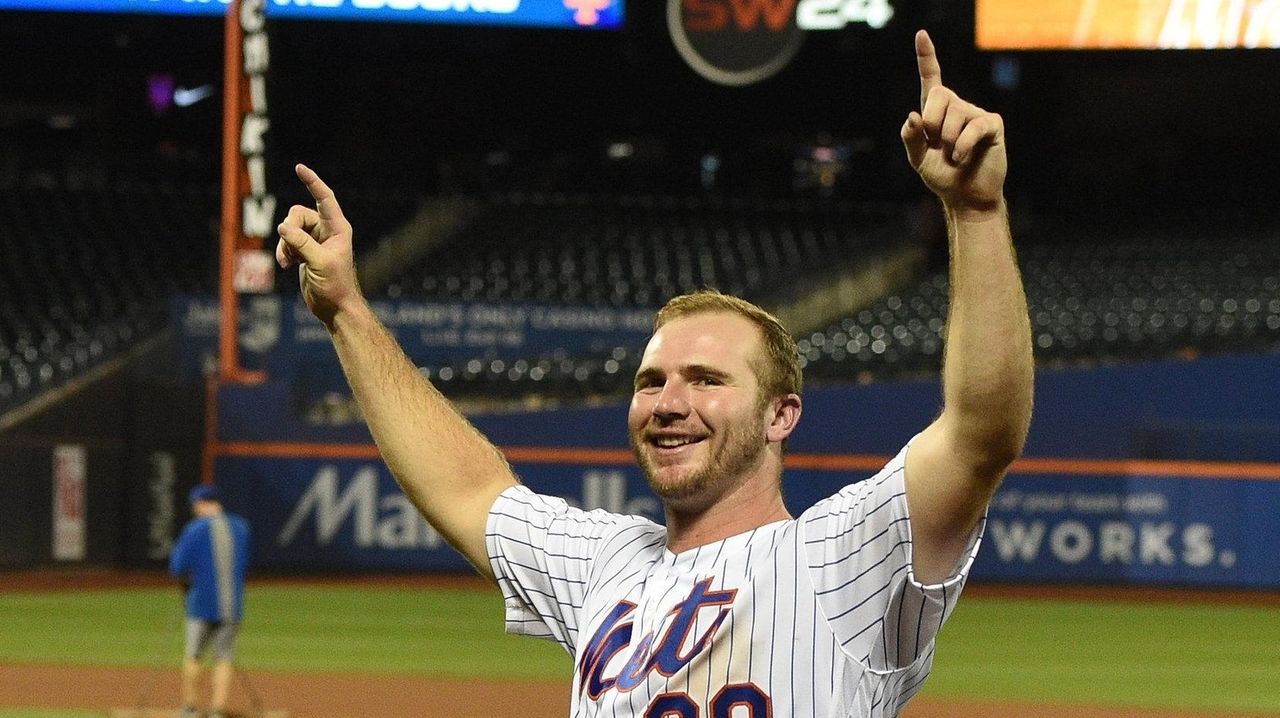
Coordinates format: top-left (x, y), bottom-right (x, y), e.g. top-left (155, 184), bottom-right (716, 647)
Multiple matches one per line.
top-left (232, 0), bottom-right (275, 292)
top-left (52, 445), bottom-right (87, 561)
top-left (218, 0), bottom-right (271, 384)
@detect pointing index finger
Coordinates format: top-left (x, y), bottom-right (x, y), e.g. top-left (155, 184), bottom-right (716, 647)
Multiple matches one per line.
top-left (295, 163), bottom-right (345, 223)
top-left (915, 29), bottom-right (942, 111)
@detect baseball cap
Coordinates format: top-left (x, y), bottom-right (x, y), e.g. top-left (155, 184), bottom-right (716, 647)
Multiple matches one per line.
top-left (188, 484), bottom-right (220, 503)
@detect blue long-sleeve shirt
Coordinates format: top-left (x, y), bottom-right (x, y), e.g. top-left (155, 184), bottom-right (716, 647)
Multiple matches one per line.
top-left (169, 511), bottom-right (251, 622)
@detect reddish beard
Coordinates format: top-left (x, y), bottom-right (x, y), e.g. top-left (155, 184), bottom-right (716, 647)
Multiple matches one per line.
top-left (630, 413), bottom-right (768, 509)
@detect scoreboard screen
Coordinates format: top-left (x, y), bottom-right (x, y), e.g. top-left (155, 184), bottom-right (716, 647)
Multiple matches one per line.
top-left (0, 0), bottom-right (624, 29)
top-left (977, 0), bottom-right (1279, 49)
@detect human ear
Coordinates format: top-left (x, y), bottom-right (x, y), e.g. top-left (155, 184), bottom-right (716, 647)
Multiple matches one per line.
top-left (766, 394), bottom-right (802, 443)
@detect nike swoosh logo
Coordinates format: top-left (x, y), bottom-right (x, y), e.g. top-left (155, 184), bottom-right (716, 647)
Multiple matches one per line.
top-left (174, 85), bottom-right (215, 107)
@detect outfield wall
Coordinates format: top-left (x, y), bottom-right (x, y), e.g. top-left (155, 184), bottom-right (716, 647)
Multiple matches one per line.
top-left (4, 347), bottom-right (1275, 583)
top-left (0, 370), bottom-right (203, 568)
top-left (217, 452), bottom-right (1280, 588)
top-left (211, 353), bottom-right (1280, 588)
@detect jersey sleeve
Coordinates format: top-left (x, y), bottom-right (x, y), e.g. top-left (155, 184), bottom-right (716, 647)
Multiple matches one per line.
top-left (800, 442), bottom-right (985, 673)
top-left (486, 484), bottom-right (646, 654)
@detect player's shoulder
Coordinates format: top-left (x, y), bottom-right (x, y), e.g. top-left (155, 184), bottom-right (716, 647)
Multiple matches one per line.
top-left (798, 445), bottom-right (911, 524)
top-left (491, 485), bottom-right (664, 578)
top-left (586, 518), bottom-right (668, 585)
top-left (594, 513), bottom-right (665, 552)
top-left (497, 485), bottom-right (658, 528)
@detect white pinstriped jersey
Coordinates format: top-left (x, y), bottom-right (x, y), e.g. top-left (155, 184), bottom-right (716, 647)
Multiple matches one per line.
top-left (486, 444), bottom-right (984, 718)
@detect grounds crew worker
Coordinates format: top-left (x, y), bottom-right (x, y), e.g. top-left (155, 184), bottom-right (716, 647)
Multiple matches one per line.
top-left (170, 484), bottom-right (250, 718)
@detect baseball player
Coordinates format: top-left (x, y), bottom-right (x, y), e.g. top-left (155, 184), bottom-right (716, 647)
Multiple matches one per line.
top-left (169, 484), bottom-right (251, 718)
top-left (276, 30), bottom-right (1032, 717)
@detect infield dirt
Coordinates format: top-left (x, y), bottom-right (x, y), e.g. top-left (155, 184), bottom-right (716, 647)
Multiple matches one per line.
top-left (3, 662), bottom-right (1274, 718)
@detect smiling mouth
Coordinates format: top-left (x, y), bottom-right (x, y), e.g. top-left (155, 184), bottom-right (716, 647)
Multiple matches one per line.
top-left (650, 435), bottom-right (704, 449)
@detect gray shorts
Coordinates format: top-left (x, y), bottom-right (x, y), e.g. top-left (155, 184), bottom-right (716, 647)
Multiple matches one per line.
top-left (184, 618), bottom-right (240, 662)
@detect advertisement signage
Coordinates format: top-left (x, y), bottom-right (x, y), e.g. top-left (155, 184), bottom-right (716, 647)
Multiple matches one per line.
top-left (980, 473), bottom-right (1277, 587)
top-left (0, 0), bottom-right (624, 29)
top-left (217, 452), bottom-right (1280, 588)
top-left (173, 295), bottom-right (655, 381)
top-left (977, 0), bottom-right (1280, 49)
top-left (51, 445), bottom-right (88, 562)
top-left (667, 0), bottom-right (894, 85)
top-left (218, 456), bottom-right (666, 571)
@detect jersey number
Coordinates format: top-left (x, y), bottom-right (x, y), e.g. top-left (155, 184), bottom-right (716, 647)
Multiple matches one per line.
top-left (645, 684), bottom-right (771, 717)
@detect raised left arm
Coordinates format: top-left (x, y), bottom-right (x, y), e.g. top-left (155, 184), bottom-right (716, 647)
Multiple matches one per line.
top-left (900, 31), bottom-right (1034, 584)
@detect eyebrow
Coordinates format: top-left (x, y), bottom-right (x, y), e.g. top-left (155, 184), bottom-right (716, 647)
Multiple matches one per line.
top-left (633, 367), bottom-right (663, 389)
top-left (633, 364), bottom-right (733, 388)
top-left (684, 364), bottom-right (732, 381)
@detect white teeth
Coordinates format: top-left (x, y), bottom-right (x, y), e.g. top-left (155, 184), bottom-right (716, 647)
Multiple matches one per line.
top-left (655, 436), bottom-right (695, 448)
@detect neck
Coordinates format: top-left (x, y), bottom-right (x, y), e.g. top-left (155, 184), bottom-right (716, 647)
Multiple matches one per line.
top-left (663, 469), bottom-right (791, 555)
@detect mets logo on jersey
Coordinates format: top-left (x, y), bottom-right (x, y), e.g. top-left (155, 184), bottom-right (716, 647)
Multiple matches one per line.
top-left (576, 577), bottom-right (773, 716)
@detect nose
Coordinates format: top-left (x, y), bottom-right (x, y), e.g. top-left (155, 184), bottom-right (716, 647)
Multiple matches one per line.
top-left (652, 380), bottom-right (691, 422)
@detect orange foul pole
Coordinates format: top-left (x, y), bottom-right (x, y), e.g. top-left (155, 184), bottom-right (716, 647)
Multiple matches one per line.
top-left (218, 0), bottom-right (269, 386)
top-left (208, 0), bottom-right (269, 484)
top-left (219, 0), bottom-right (243, 384)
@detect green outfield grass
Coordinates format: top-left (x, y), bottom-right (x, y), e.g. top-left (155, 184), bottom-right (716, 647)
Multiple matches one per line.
top-left (1, 583), bottom-right (1277, 714)
top-left (0, 584), bottom-right (568, 681)
top-left (925, 597), bottom-right (1279, 714)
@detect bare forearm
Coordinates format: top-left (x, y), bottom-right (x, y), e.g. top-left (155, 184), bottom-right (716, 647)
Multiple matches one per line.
top-left (328, 300), bottom-right (516, 575)
top-left (940, 199), bottom-right (1034, 469)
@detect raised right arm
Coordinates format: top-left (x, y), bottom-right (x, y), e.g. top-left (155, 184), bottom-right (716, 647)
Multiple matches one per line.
top-left (277, 164), bottom-right (516, 580)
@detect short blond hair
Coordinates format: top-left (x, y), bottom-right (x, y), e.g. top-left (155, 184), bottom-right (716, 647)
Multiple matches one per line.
top-left (654, 290), bottom-right (802, 402)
